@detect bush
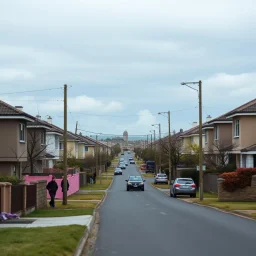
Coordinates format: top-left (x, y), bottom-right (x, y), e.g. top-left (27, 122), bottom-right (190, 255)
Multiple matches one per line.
top-left (0, 176), bottom-right (22, 185)
top-left (220, 168), bottom-right (256, 192)
top-left (180, 170), bottom-right (199, 187)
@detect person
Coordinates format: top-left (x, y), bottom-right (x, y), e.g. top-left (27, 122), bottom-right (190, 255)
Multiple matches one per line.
top-left (61, 178), bottom-right (70, 193)
top-left (46, 176), bottom-right (58, 208)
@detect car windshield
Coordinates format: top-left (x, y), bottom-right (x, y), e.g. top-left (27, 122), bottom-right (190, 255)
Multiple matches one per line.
top-left (157, 174), bottom-right (167, 177)
top-left (129, 176), bottom-right (143, 181)
top-left (176, 179), bottom-right (193, 184)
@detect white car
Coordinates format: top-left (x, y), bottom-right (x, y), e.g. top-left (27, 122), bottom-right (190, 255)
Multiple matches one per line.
top-left (154, 173), bottom-right (168, 184)
top-left (114, 168), bottom-right (123, 175)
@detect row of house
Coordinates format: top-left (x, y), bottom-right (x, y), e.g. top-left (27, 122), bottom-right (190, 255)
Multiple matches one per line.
top-left (0, 100), bottom-right (111, 177)
top-left (153, 98), bottom-right (256, 169)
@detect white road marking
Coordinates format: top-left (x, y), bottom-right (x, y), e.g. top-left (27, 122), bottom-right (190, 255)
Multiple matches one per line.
top-left (160, 212), bottom-right (167, 215)
top-left (145, 204), bottom-right (150, 206)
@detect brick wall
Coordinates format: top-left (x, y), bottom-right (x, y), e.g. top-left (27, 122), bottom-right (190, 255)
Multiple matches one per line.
top-left (218, 175), bottom-right (256, 201)
top-left (31, 180), bottom-right (47, 209)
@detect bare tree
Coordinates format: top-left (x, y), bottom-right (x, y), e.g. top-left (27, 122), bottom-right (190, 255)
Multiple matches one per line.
top-left (204, 141), bottom-right (236, 170)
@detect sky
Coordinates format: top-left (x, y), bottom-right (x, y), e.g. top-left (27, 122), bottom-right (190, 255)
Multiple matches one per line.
top-left (1, 0), bottom-right (256, 139)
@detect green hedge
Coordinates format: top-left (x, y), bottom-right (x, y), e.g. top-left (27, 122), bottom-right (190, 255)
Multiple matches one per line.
top-left (0, 176), bottom-right (22, 185)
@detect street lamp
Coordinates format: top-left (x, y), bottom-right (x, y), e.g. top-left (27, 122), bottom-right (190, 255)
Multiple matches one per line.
top-left (181, 80), bottom-right (203, 201)
top-left (158, 111), bottom-right (172, 181)
top-left (150, 130), bottom-right (156, 167)
top-left (152, 124), bottom-right (161, 173)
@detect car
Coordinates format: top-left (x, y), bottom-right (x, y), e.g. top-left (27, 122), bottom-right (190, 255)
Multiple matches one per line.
top-left (128, 157), bottom-right (133, 161)
top-left (120, 158), bottom-right (124, 162)
top-left (125, 176), bottom-right (145, 191)
top-left (128, 151), bottom-right (131, 154)
top-left (119, 164), bottom-right (126, 169)
top-left (121, 153), bottom-right (124, 155)
top-left (140, 164), bottom-right (147, 171)
top-left (114, 168), bottom-right (122, 175)
top-left (145, 160), bottom-right (155, 173)
top-left (129, 160), bottom-right (135, 164)
top-left (124, 161), bottom-right (128, 166)
top-left (170, 178), bottom-right (196, 198)
top-left (154, 173), bottom-right (168, 184)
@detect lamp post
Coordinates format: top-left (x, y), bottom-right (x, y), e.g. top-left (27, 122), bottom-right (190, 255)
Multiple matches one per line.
top-left (152, 124), bottom-right (161, 173)
top-left (150, 130), bottom-right (156, 166)
top-left (158, 111), bottom-right (172, 181)
top-left (181, 80), bottom-right (203, 201)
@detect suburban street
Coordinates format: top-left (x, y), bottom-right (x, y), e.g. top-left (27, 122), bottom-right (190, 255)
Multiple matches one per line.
top-left (94, 152), bottom-right (256, 256)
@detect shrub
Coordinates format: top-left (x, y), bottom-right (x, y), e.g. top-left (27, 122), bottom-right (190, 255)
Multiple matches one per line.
top-left (0, 176), bottom-right (23, 185)
top-left (220, 168), bottom-right (256, 192)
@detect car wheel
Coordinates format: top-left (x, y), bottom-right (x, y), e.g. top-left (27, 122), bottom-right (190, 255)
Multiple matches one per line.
top-left (173, 193), bottom-right (176, 198)
top-left (170, 190), bottom-right (173, 197)
top-left (192, 194), bottom-right (196, 198)
top-left (127, 187), bottom-right (130, 191)
top-left (141, 187), bottom-right (144, 191)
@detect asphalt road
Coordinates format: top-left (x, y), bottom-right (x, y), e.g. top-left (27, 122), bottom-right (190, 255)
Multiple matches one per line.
top-left (93, 152), bottom-right (256, 256)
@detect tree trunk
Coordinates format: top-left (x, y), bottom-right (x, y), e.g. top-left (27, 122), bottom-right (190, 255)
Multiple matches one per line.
top-left (30, 159), bottom-right (34, 174)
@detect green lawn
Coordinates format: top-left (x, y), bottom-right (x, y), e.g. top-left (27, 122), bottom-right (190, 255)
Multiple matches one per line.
top-left (196, 192), bottom-right (218, 198)
top-left (193, 199), bottom-right (256, 211)
top-left (251, 213), bottom-right (256, 218)
top-left (0, 225), bottom-right (85, 256)
top-left (68, 192), bottom-right (105, 200)
top-left (80, 178), bottom-right (112, 190)
top-left (26, 201), bottom-right (97, 217)
top-left (151, 182), bottom-right (170, 189)
top-left (142, 173), bottom-right (155, 178)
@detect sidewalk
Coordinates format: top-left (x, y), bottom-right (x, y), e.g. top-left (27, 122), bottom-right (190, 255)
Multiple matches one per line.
top-left (76, 190), bottom-right (107, 194)
top-left (0, 215), bottom-right (93, 228)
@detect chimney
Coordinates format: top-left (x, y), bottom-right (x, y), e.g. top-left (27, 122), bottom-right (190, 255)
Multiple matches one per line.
top-left (180, 128), bottom-right (183, 133)
top-left (47, 116), bottom-right (52, 124)
top-left (36, 115), bottom-right (41, 119)
top-left (192, 121), bottom-right (198, 127)
top-left (15, 106), bottom-right (23, 111)
top-left (206, 115), bottom-right (212, 122)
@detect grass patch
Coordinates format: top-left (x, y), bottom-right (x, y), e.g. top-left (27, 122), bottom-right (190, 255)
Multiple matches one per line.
top-left (193, 199), bottom-right (256, 211)
top-left (68, 192), bottom-right (105, 200)
top-left (196, 192), bottom-right (217, 198)
top-left (142, 173), bottom-right (155, 178)
top-left (26, 201), bottom-right (97, 217)
top-left (151, 182), bottom-right (170, 189)
top-left (251, 213), bottom-right (256, 218)
top-left (80, 178), bottom-right (112, 190)
top-left (0, 225), bottom-right (85, 256)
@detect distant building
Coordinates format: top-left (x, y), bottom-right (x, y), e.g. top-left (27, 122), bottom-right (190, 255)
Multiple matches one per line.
top-left (123, 130), bottom-right (128, 143)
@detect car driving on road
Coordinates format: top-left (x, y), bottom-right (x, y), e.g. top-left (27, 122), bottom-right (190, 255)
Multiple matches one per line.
top-left (170, 178), bottom-right (196, 198)
top-left (114, 168), bottom-right (122, 175)
top-left (154, 173), bottom-right (168, 184)
top-left (119, 163), bottom-right (126, 169)
top-left (125, 176), bottom-right (145, 191)
top-left (124, 161), bottom-right (128, 166)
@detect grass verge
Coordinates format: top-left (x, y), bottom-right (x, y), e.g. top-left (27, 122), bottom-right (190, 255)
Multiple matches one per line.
top-left (151, 182), bottom-right (170, 189)
top-left (0, 225), bottom-right (85, 256)
top-left (80, 178), bottom-right (112, 190)
top-left (192, 199), bottom-right (256, 211)
top-left (26, 201), bottom-right (97, 217)
top-left (142, 173), bottom-right (155, 178)
top-left (68, 192), bottom-right (105, 201)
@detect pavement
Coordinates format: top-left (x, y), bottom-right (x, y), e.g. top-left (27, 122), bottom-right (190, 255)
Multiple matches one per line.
top-left (0, 215), bottom-right (93, 228)
top-left (93, 152), bottom-right (256, 256)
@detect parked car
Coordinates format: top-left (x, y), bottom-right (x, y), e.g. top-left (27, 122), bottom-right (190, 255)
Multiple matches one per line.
top-left (120, 158), bottom-right (124, 162)
top-left (154, 173), bottom-right (168, 184)
top-left (114, 168), bottom-right (122, 175)
top-left (140, 164), bottom-right (147, 171)
top-left (119, 163), bottom-right (126, 169)
top-left (124, 161), bottom-right (128, 166)
top-left (170, 178), bottom-right (196, 198)
top-left (146, 160), bottom-right (155, 173)
top-left (125, 176), bottom-right (145, 191)
top-left (129, 160), bottom-right (135, 164)
top-left (129, 157), bottom-right (133, 161)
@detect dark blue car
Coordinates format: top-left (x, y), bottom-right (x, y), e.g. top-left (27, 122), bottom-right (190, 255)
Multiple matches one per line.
top-left (146, 161), bottom-right (155, 173)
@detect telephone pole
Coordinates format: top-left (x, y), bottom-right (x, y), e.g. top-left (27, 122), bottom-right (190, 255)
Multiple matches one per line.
top-left (75, 121), bottom-right (78, 134)
top-left (152, 124), bottom-right (161, 173)
top-left (95, 134), bottom-right (98, 182)
top-left (150, 129), bottom-right (156, 167)
top-left (168, 111), bottom-right (172, 181)
top-left (63, 84), bottom-right (68, 205)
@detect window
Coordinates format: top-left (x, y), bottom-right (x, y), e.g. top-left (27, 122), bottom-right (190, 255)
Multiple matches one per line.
top-left (19, 123), bottom-right (25, 142)
top-left (75, 143), bottom-right (78, 153)
top-left (205, 130), bottom-right (208, 143)
top-left (214, 126), bottom-right (219, 140)
top-left (190, 137), bottom-right (194, 143)
top-left (59, 142), bottom-right (64, 150)
top-left (55, 136), bottom-right (59, 149)
top-left (85, 146), bottom-right (89, 152)
top-left (41, 131), bottom-right (46, 144)
top-left (234, 119), bottom-right (240, 137)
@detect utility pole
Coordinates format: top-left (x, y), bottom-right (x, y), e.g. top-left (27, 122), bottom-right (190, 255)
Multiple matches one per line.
top-left (199, 80), bottom-right (203, 201)
top-left (95, 135), bottom-right (98, 184)
top-left (150, 133), bottom-right (152, 149)
top-left (147, 135), bottom-right (148, 147)
top-left (99, 142), bottom-right (102, 185)
top-left (75, 121), bottom-right (78, 134)
top-left (153, 130), bottom-right (156, 165)
top-left (63, 84), bottom-right (68, 205)
top-left (159, 123), bottom-right (161, 173)
top-left (168, 111), bottom-right (172, 181)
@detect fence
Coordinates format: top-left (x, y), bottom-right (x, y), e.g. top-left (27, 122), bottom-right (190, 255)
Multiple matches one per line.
top-left (0, 187), bottom-right (1, 212)
top-left (203, 173), bottom-right (218, 193)
top-left (26, 184), bottom-right (37, 209)
top-left (24, 173), bottom-right (80, 199)
top-left (11, 185), bottom-right (24, 214)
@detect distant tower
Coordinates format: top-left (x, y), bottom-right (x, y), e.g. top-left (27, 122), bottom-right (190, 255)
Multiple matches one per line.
top-left (123, 130), bottom-right (128, 143)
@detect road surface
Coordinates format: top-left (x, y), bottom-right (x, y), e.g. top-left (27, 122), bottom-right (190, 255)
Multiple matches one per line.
top-left (93, 152), bottom-right (256, 256)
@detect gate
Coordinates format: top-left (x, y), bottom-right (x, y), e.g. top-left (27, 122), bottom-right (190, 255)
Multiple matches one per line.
top-left (11, 185), bottom-right (24, 213)
top-left (26, 185), bottom-right (37, 209)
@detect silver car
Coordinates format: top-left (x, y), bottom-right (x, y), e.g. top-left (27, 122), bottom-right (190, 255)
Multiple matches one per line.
top-left (154, 173), bottom-right (168, 184)
top-left (170, 178), bottom-right (196, 198)
top-left (114, 168), bottom-right (122, 175)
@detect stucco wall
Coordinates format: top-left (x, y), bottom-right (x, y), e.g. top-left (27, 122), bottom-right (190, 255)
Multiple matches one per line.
top-left (46, 133), bottom-right (60, 158)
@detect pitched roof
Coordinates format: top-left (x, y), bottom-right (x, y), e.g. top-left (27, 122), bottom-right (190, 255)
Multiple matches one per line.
top-left (0, 100), bottom-right (35, 121)
top-left (241, 144), bottom-right (256, 152)
top-left (180, 125), bottom-right (205, 137)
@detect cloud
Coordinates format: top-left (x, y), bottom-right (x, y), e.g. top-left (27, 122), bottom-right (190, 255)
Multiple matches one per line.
top-left (0, 68), bottom-right (34, 81)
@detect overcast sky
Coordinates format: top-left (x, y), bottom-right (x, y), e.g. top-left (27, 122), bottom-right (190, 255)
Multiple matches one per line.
top-left (1, 0), bottom-right (256, 139)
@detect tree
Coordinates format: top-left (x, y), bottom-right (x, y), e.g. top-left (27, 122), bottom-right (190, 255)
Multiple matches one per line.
top-left (112, 143), bottom-right (121, 156)
top-left (180, 143), bottom-right (199, 168)
top-left (141, 148), bottom-right (154, 162)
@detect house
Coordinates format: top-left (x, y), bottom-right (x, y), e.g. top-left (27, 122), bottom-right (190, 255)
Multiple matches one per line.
top-left (0, 101), bottom-right (34, 177)
top-left (203, 98), bottom-right (256, 168)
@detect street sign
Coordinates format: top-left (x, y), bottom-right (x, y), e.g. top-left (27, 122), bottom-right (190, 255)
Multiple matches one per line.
top-left (197, 165), bottom-right (206, 171)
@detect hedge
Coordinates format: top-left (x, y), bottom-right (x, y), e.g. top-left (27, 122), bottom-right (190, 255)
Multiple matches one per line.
top-left (219, 168), bottom-right (256, 192)
top-left (0, 176), bottom-right (22, 185)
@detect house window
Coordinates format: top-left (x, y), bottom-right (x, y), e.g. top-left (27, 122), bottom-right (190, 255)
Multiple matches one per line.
top-left (59, 142), bottom-right (64, 150)
top-left (85, 146), bottom-right (89, 152)
top-left (214, 126), bottom-right (219, 140)
top-left (234, 119), bottom-right (240, 137)
top-left (41, 131), bottom-right (46, 144)
top-left (190, 137), bottom-right (194, 144)
top-left (55, 136), bottom-right (59, 149)
top-left (205, 130), bottom-right (208, 143)
top-left (19, 123), bottom-right (25, 142)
